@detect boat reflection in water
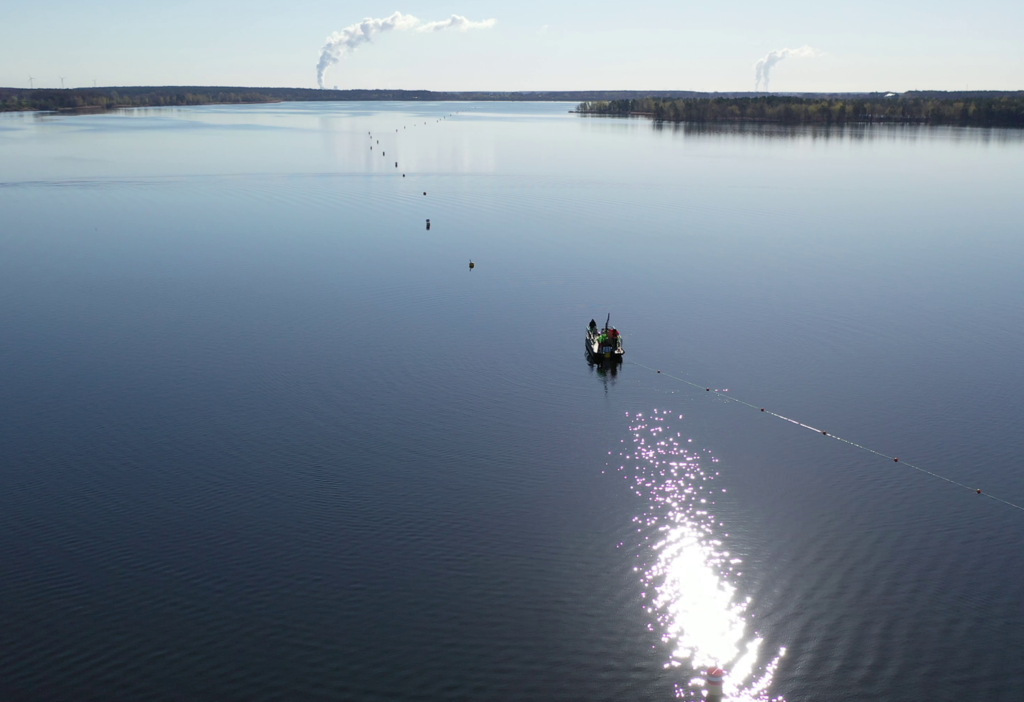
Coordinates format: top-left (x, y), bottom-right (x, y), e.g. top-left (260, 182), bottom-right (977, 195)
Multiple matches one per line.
top-left (621, 411), bottom-right (785, 701)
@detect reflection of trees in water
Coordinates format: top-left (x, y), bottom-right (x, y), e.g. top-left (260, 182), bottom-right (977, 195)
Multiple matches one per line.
top-left (580, 111), bottom-right (1024, 144)
top-left (650, 120), bottom-right (1024, 145)
top-left (579, 95), bottom-right (1024, 129)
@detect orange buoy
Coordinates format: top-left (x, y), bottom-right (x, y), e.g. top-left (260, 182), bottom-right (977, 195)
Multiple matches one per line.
top-left (706, 388), bottom-right (710, 392)
top-left (761, 408), bottom-right (765, 412)
top-left (822, 430), bottom-right (828, 435)
top-left (657, 370), bottom-right (661, 373)
top-left (706, 667), bottom-right (725, 699)
top-left (894, 458), bottom-right (899, 462)
top-left (977, 489), bottom-right (982, 494)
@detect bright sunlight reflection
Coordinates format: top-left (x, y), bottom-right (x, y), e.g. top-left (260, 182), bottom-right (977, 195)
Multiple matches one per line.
top-left (621, 411), bottom-right (785, 701)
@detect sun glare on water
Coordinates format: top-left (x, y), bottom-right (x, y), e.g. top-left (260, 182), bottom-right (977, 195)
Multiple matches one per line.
top-left (621, 411), bottom-right (785, 701)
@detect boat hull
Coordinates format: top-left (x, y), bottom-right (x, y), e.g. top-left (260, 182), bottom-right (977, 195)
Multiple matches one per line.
top-left (585, 331), bottom-right (624, 364)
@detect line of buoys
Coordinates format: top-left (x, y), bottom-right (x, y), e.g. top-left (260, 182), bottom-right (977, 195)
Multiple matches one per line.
top-left (370, 112), bottom-right (473, 268)
top-left (630, 361), bottom-right (1024, 513)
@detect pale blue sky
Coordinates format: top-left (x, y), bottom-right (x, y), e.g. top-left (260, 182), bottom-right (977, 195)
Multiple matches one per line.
top-left (3, 0), bottom-right (1022, 91)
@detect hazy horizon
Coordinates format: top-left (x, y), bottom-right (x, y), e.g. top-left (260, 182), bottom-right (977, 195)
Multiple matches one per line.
top-left (5, 85), bottom-right (1019, 93)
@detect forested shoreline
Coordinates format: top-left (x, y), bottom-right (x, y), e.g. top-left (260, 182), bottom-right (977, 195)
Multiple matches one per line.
top-left (575, 94), bottom-right (1024, 127)
top-left (3, 87), bottom-right (1024, 126)
top-left (0, 88), bottom-right (282, 112)
top-left (0, 87), bottom-right (742, 113)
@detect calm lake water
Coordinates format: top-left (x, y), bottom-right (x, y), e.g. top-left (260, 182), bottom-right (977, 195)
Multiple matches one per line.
top-left (2, 102), bottom-right (1024, 702)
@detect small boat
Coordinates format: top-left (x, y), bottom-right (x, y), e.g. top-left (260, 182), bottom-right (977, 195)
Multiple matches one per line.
top-left (586, 314), bottom-right (624, 363)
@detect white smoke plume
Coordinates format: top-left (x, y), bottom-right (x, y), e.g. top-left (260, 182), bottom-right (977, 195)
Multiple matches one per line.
top-left (753, 46), bottom-right (820, 92)
top-left (316, 11), bottom-right (497, 89)
top-left (317, 12), bottom-right (418, 89)
top-left (416, 15), bottom-right (497, 33)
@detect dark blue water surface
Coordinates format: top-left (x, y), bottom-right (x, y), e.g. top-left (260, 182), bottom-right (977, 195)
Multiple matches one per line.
top-left (2, 102), bottom-right (1024, 701)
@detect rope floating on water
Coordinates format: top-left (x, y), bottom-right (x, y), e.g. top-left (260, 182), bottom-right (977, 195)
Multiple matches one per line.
top-left (629, 361), bottom-right (1024, 513)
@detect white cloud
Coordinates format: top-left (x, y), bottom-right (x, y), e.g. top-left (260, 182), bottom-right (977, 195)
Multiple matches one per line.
top-left (416, 15), bottom-right (497, 33)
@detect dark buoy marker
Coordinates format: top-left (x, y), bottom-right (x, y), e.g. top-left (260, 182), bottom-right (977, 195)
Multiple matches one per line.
top-left (469, 260), bottom-right (475, 270)
top-left (426, 219), bottom-right (431, 230)
top-left (423, 192), bottom-right (427, 196)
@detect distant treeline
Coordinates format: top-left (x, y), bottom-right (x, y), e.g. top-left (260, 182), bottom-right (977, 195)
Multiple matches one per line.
top-left (0, 88), bottom-right (282, 112)
top-left (576, 94), bottom-right (1024, 127)
top-left (4, 86), bottom-right (1024, 123)
top-left (0, 87), bottom-right (769, 113)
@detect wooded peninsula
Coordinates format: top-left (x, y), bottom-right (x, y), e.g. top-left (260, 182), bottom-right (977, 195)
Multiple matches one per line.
top-left (575, 93), bottom-right (1024, 127)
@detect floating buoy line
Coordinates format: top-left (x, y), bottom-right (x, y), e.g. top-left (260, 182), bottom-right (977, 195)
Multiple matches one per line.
top-left (630, 361), bottom-right (1024, 513)
top-left (369, 109), bottom-right (478, 269)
